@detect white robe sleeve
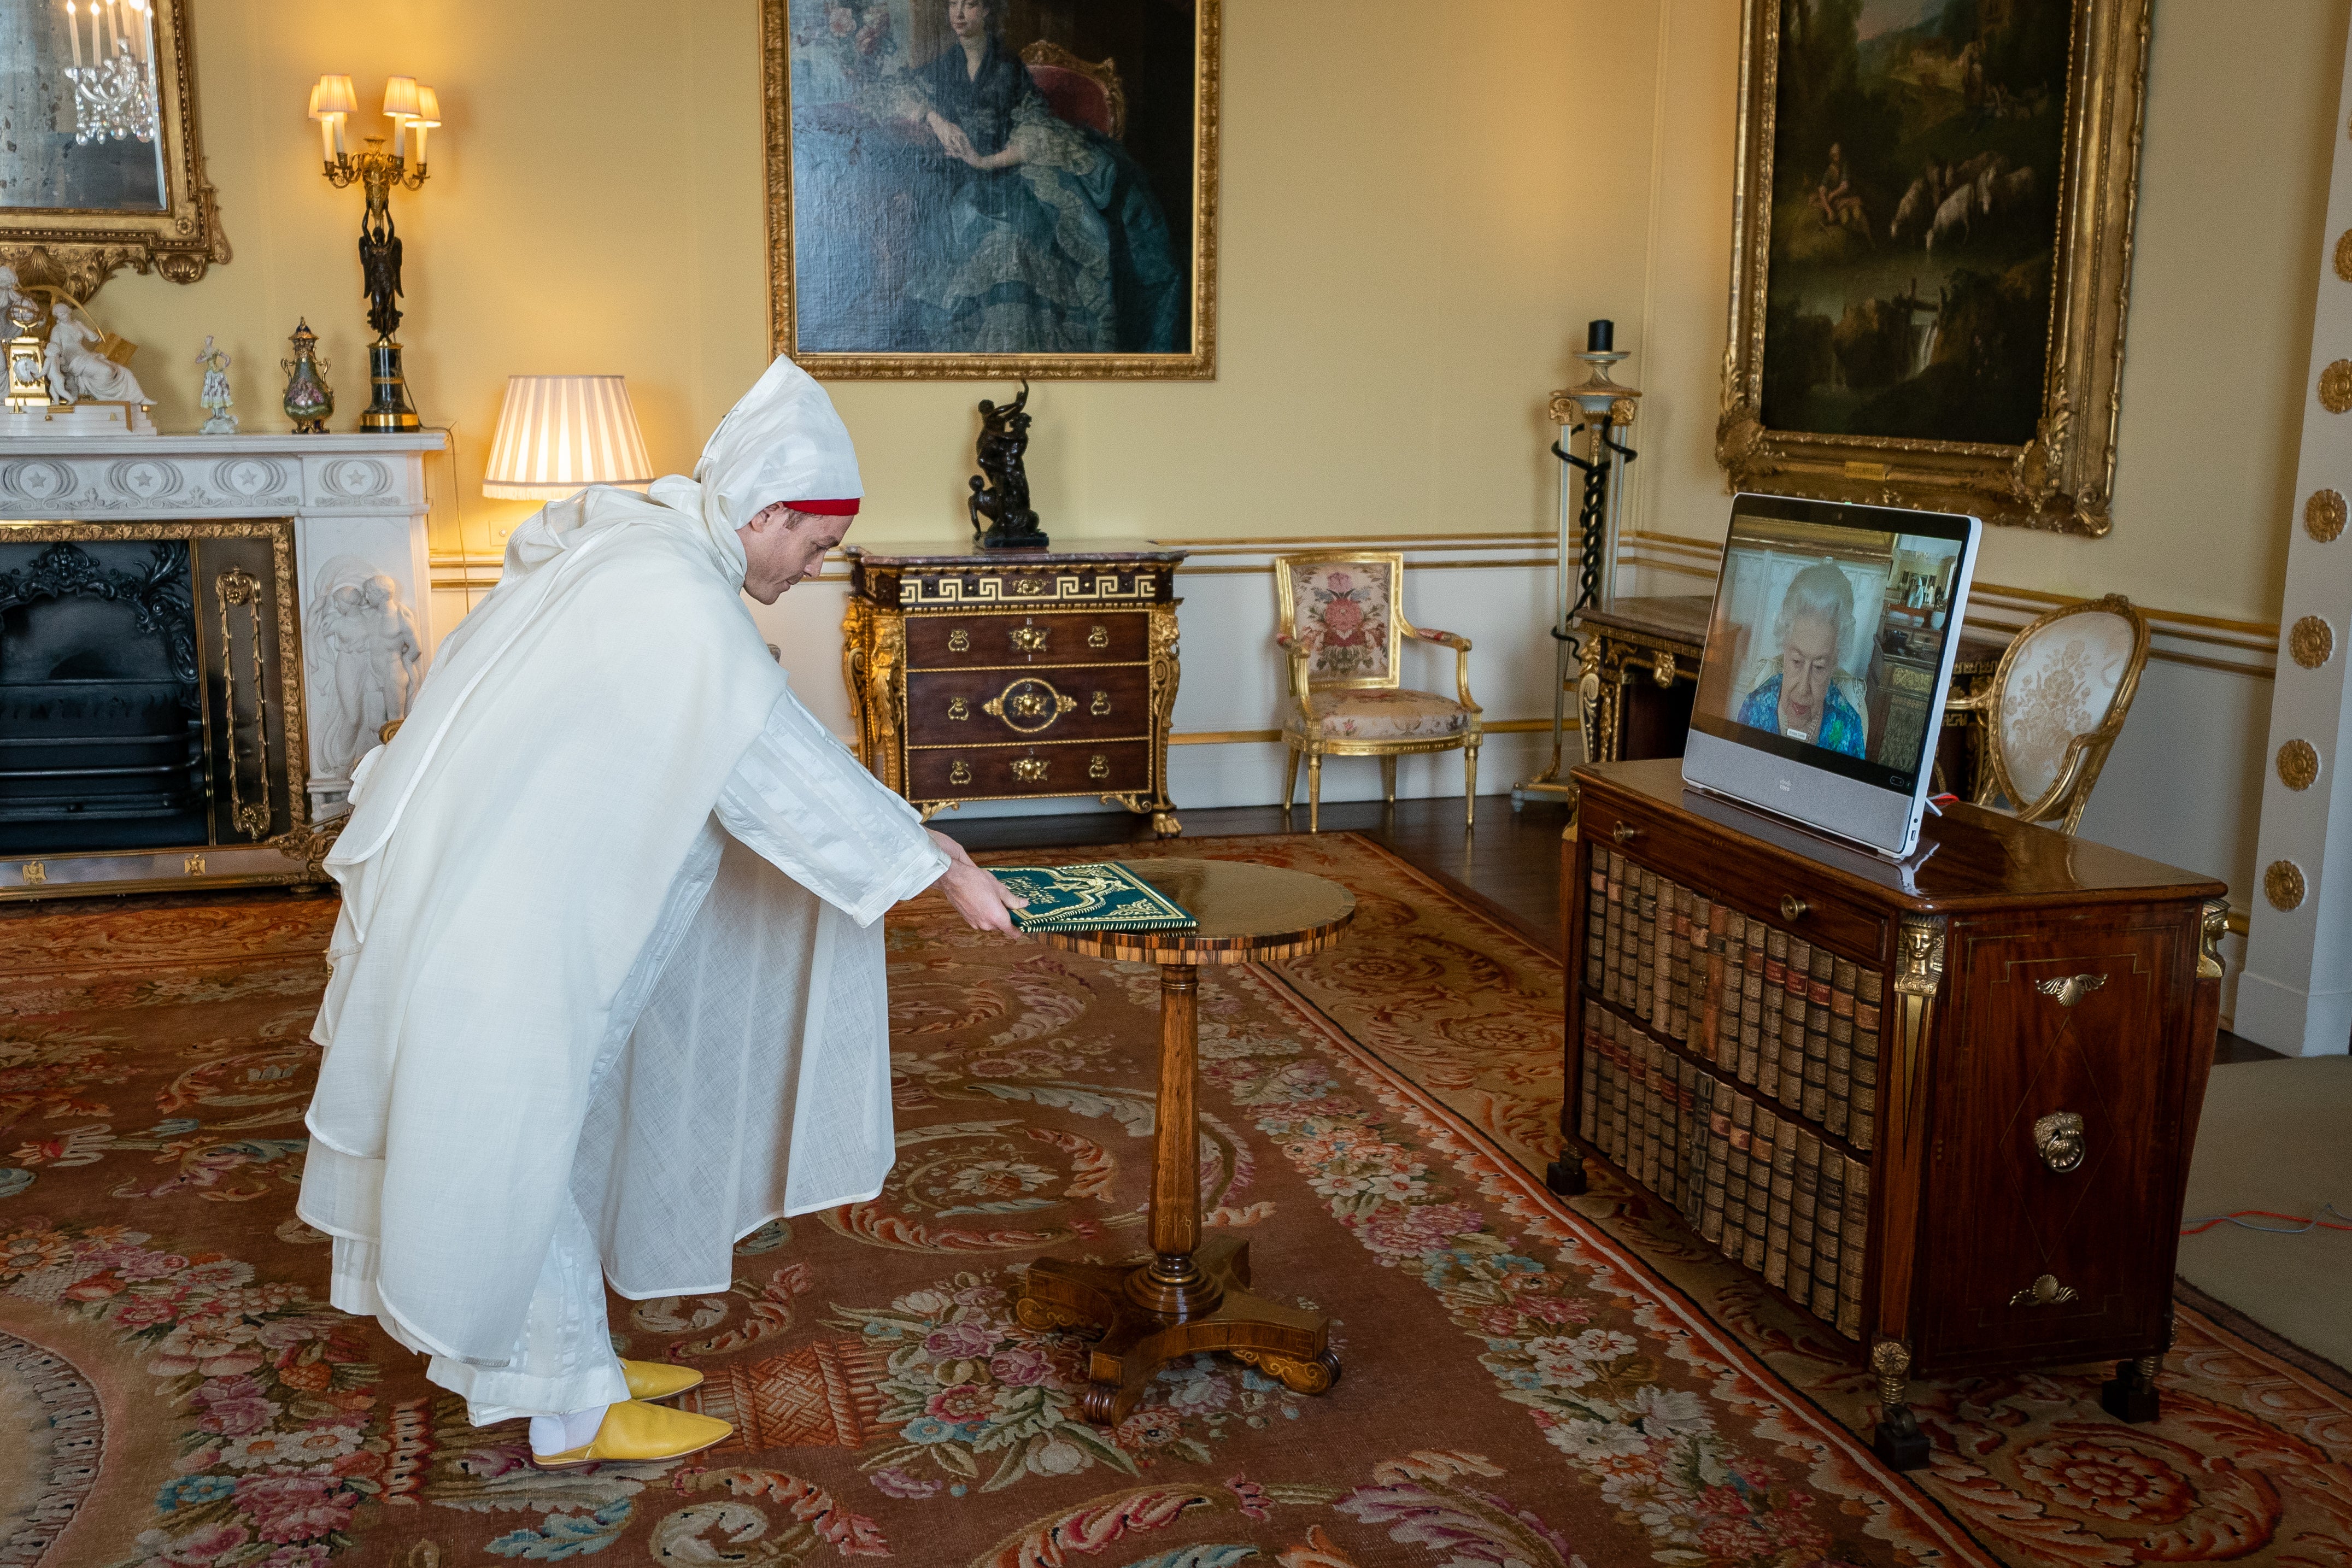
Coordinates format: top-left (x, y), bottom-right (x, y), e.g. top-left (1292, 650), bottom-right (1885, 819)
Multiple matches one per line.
top-left (714, 686), bottom-right (948, 926)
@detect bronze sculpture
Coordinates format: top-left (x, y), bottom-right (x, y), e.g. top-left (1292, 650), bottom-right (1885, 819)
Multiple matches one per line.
top-left (969, 380), bottom-right (1048, 551)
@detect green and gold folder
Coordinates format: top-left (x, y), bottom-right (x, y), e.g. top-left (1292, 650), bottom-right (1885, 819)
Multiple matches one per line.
top-left (988, 862), bottom-right (1198, 933)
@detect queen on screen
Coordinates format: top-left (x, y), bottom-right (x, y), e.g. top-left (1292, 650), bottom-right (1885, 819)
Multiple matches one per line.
top-left (1735, 562), bottom-right (1867, 757)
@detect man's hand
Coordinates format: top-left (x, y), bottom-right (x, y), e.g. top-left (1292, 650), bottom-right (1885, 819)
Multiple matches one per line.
top-left (929, 829), bottom-right (1025, 935)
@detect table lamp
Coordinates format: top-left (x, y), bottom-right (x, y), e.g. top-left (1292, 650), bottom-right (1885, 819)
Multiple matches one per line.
top-left (483, 375), bottom-right (655, 498)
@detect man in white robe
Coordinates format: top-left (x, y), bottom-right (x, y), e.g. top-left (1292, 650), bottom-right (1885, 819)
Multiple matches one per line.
top-left (297, 357), bottom-right (1023, 1467)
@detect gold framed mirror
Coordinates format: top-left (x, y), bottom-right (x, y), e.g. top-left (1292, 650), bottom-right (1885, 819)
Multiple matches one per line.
top-left (0, 0), bottom-right (230, 303)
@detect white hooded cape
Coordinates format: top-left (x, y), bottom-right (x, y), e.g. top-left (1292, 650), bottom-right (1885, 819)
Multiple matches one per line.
top-left (298, 361), bottom-right (942, 1368)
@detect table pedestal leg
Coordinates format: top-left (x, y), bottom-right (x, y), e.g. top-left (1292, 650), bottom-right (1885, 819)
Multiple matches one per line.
top-left (1019, 962), bottom-right (1338, 1425)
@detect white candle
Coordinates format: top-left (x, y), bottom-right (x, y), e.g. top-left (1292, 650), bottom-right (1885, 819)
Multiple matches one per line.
top-left (318, 114), bottom-right (335, 166)
top-left (391, 117), bottom-right (406, 160)
top-left (412, 121), bottom-right (428, 169)
top-left (331, 112), bottom-right (345, 158)
top-left (102, 0), bottom-right (118, 57)
top-left (66, 3), bottom-right (81, 67)
top-left (87, 3), bottom-right (98, 64)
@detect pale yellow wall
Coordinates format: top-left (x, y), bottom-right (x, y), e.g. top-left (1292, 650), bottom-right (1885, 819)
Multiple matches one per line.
top-left (78, 0), bottom-right (2339, 620)
top-left (84, 0), bottom-right (1660, 560)
top-left (1626, 0), bottom-right (2351, 627)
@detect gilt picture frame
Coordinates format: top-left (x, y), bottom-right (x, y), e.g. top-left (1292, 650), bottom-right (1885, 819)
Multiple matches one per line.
top-left (1716, 0), bottom-right (2151, 537)
top-left (759, 0), bottom-right (1219, 380)
top-left (0, 0), bottom-right (231, 303)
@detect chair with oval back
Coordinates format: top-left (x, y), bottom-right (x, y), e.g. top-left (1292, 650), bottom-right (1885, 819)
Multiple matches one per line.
top-left (1943, 594), bottom-right (2151, 833)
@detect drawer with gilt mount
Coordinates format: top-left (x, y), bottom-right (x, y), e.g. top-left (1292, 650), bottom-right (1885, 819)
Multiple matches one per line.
top-left (842, 543), bottom-right (1188, 835)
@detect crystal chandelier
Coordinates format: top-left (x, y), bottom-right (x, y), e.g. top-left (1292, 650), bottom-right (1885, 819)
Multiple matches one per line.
top-left (59, 0), bottom-right (161, 146)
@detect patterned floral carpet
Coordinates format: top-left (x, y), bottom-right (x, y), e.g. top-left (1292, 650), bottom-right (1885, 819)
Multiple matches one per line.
top-left (1, 833), bottom-right (2347, 1568)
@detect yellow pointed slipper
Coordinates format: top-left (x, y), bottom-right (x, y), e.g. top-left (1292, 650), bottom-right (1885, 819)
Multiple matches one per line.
top-left (621, 1359), bottom-right (705, 1402)
top-left (530, 1400), bottom-right (731, 1471)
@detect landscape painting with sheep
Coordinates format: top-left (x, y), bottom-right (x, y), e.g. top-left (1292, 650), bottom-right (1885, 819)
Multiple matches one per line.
top-left (1759, 0), bottom-right (2071, 446)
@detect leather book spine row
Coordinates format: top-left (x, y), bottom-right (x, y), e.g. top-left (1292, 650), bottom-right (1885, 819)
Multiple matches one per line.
top-left (1682, 1062), bottom-right (1712, 1231)
top-left (1586, 851), bottom-right (1609, 995)
top-left (1709, 906), bottom-right (1740, 1073)
top-left (1825, 956), bottom-right (1858, 1141)
top-left (1838, 1156), bottom-right (1870, 1340)
top-left (1802, 945), bottom-right (1834, 1127)
top-left (1668, 886), bottom-right (1696, 1042)
top-left (1607, 849), bottom-right (1633, 1009)
top-left (1767, 1112), bottom-right (1798, 1291)
top-left (1577, 852), bottom-right (1889, 1166)
top-left (1851, 968), bottom-right (1883, 1152)
top-left (1579, 1020), bottom-right (1601, 1142)
top-left (1743, 1105), bottom-right (1775, 1272)
top-left (1723, 1094), bottom-right (1755, 1266)
top-left (1788, 1129), bottom-right (1822, 1313)
top-left (1813, 1148), bottom-right (1847, 1335)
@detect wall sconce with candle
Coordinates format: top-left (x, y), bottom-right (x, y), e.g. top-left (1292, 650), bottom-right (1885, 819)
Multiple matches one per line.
top-left (306, 72), bottom-right (442, 432)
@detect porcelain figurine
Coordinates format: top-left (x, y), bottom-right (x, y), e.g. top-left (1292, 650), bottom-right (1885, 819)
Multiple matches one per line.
top-left (46, 303), bottom-right (150, 406)
top-left (196, 336), bottom-right (237, 433)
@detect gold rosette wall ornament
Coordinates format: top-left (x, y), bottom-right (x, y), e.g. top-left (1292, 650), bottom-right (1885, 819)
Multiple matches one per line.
top-left (2289, 616), bottom-right (2336, 670)
top-left (2265, 860), bottom-right (2308, 912)
top-left (2320, 360), bottom-right (2352, 415)
top-left (2307, 489), bottom-right (2347, 543)
top-left (2278, 739), bottom-right (2320, 791)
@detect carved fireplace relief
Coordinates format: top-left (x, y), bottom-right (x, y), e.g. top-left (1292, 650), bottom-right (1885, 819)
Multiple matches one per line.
top-left (0, 519), bottom-right (329, 897)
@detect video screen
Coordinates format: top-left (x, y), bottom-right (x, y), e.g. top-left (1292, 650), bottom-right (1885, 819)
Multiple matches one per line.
top-left (1691, 509), bottom-right (1968, 797)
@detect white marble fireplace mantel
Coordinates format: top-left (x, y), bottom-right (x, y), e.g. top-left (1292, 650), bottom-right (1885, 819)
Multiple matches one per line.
top-left (0, 432), bottom-right (446, 820)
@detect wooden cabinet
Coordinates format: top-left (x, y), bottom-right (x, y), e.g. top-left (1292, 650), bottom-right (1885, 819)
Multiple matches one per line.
top-left (1557, 759), bottom-right (2227, 1469)
top-left (841, 543), bottom-right (1186, 835)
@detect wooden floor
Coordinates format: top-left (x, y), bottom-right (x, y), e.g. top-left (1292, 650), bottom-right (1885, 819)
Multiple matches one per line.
top-left (941, 793), bottom-right (2285, 1063)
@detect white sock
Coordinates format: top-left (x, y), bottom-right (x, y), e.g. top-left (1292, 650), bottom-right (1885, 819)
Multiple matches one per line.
top-left (528, 1404), bottom-right (608, 1456)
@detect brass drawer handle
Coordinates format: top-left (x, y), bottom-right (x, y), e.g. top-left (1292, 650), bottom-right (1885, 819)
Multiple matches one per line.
top-left (1088, 624), bottom-right (1110, 650)
top-left (2009, 1273), bottom-right (2080, 1307)
top-left (1611, 824), bottom-right (1638, 844)
top-left (1780, 895), bottom-right (1808, 921)
top-left (1090, 690), bottom-right (1111, 716)
top-left (2033, 1111), bottom-right (2085, 1173)
top-left (948, 759), bottom-right (972, 786)
top-left (984, 678), bottom-right (1076, 733)
top-left (948, 697), bottom-right (970, 721)
top-left (1012, 757), bottom-right (1048, 782)
top-left (947, 628), bottom-right (971, 654)
top-left (1089, 753), bottom-right (1110, 780)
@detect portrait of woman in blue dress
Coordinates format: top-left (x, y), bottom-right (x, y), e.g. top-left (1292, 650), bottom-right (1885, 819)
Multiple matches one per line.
top-left (1735, 562), bottom-right (1869, 759)
top-left (787, 0), bottom-right (1186, 356)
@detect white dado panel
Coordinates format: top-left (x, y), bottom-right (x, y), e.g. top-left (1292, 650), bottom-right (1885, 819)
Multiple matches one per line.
top-left (0, 433), bottom-right (447, 821)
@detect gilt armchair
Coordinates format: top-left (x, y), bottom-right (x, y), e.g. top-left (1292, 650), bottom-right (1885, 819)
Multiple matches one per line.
top-left (1273, 552), bottom-right (1483, 831)
top-left (1943, 594), bottom-right (2150, 833)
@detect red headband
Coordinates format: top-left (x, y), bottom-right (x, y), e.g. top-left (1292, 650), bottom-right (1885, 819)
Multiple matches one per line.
top-left (788, 498), bottom-right (861, 516)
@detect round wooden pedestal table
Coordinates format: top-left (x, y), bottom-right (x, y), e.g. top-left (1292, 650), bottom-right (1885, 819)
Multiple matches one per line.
top-left (1014, 858), bottom-right (1355, 1425)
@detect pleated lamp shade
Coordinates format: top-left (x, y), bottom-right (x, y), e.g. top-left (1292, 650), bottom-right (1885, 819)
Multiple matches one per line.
top-left (482, 375), bottom-right (655, 498)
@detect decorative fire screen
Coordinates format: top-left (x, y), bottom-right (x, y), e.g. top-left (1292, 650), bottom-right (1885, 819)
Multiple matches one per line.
top-left (0, 519), bottom-right (333, 898)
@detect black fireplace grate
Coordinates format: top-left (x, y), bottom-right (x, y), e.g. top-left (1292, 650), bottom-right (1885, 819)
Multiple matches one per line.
top-left (0, 541), bottom-right (211, 854)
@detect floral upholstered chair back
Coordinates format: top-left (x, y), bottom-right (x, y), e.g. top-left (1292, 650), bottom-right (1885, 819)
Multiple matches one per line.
top-left (1276, 554), bottom-right (1402, 689)
top-left (1965, 594), bottom-right (2150, 831)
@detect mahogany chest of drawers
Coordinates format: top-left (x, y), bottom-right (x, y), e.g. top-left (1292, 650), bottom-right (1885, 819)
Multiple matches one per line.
top-left (841, 543), bottom-right (1186, 835)
top-left (1558, 759), bottom-right (2227, 1469)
